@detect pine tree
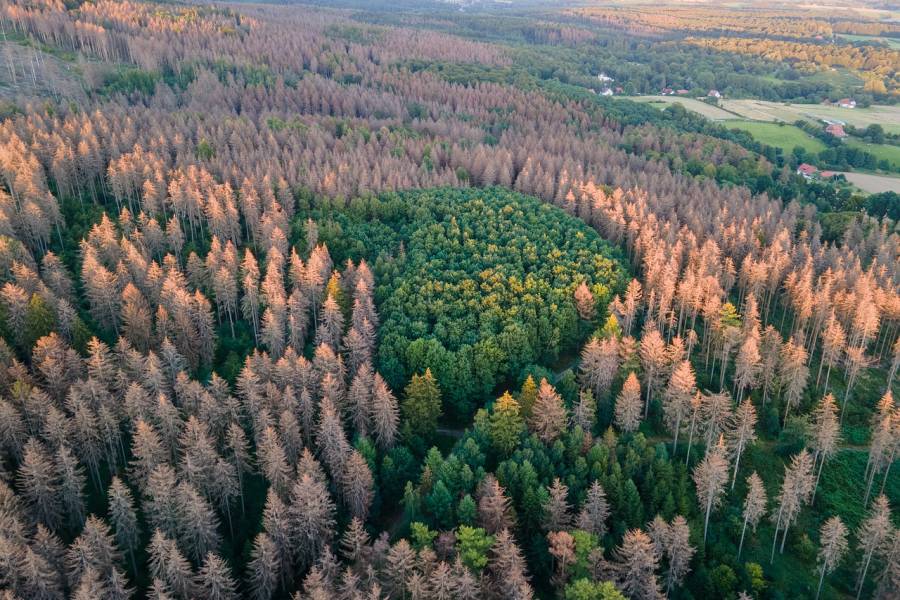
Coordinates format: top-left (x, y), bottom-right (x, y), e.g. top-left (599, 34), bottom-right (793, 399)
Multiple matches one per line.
top-left (288, 473), bottom-right (336, 571)
top-left (130, 420), bottom-right (166, 490)
top-left (478, 476), bottom-right (514, 535)
top-left (20, 545), bottom-right (64, 600)
top-left (175, 481), bottom-right (221, 563)
top-left (260, 489), bottom-right (292, 586)
top-left (864, 391), bottom-right (895, 506)
top-left (613, 528), bottom-right (662, 600)
top-left (340, 517), bottom-right (370, 565)
top-left (663, 515), bottom-right (694, 594)
top-left (819, 314), bottom-right (845, 393)
top-left (17, 438), bottom-right (61, 531)
top-left (247, 533), bottom-right (280, 600)
top-left (544, 478), bottom-right (572, 531)
top-left (779, 337), bottom-right (809, 423)
top-left (728, 398), bottom-right (757, 489)
top-left (144, 464), bottom-right (179, 539)
top-left (518, 375), bottom-right (538, 420)
top-left (621, 279), bottom-right (643, 335)
top-left (66, 515), bottom-right (122, 585)
top-left (386, 539), bottom-right (416, 597)
top-left (147, 529), bottom-right (193, 599)
top-left (315, 293), bottom-right (344, 350)
top-left (488, 529), bottom-right (533, 600)
top-left (771, 449), bottom-right (815, 559)
top-left (733, 329), bottom-right (761, 403)
top-left (107, 477), bottom-right (140, 572)
top-left (573, 388), bottom-right (597, 433)
top-left (855, 495), bottom-right (892, 598)
top-left (347, 363), bottom-right (374, 436)
top-left (816, 516), bottom-right (848, 600)
top-left (700, 391), bottom-right (732, 450)
top-left (640, 328), bottom-right (668, 417)
top-left (401, 369), bottom-right (442, 443)
top-left (579, 337), bottom-right (619, 399)
top-left (489, 392), bottom-right (524, 456)
top-left (693, 435), bottom-right (729, 542)
top-left (197, 552), bottom-right (238, 600)
top-left (873, 529), bottom-right (899, 600)
top-left (737, 472), bottom-right (767, 559)
top-left (256, 426), bottom-right (292, 500)
top-left (371, 373), bottom-right (399, 449)
top-left (316, 395), bottom-right (351, 480)
top-left (547, 530), bottom-right (576, 589)
top-left (55, 444), bottom-right (86, 530)
top-left (577, 480), bottom-right (610, 538)
top-left (664, 360), bottom-right (695, 452)
top-left (342, 450), bottom-right (374, 522)
top-left (615, 372), bottom-right (643, 433)
top-left (574, 282), bottom-right (595, 321)
top-left (529, 378), bottom-right (567, 444)
top-left (810, 394), bottom-right (840, 497)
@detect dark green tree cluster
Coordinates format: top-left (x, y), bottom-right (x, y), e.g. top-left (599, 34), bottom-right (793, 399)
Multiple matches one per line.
top-left (322, 187), bottom-right (627, 419)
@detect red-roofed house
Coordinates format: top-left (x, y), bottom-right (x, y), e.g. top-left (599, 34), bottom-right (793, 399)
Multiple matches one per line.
top-left (837, 98), bottom-right (856, 109)
top-left (797, 163), bottom-right (818, 179)
top-left (825, 123), bottom-right (847, 138)
top-left (820, 171), bottom-right (836, 179)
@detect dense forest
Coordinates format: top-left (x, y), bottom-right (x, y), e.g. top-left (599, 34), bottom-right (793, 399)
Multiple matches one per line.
top-left (0, 1), bottom-right (896, 600)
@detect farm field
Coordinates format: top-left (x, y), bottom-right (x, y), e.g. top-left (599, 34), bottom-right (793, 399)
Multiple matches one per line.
top-left (837, 33), bottom-right (900, 50)
top-left (838, 171), bottom-right (900, 193)
top-left (844, 138), bottom-right (900, 170)
top-left (719, 99), bottom-right (900, 134)
top-left (721, 120), bottom-right (827, 154)
top-left (622, 95), bottom-right (738, 120)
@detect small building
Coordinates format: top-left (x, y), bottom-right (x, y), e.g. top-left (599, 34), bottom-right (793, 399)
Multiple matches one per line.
top-left (797, 163), bottom-right (818, 179)
top-left (825, 123), bottom-right (847, 138)
top-left (707, 89), bottom-right (722, 99)
top-left (597, 72), bottom-right (614, 83)
top-left (819, 171), bottom-right (836, 179)
top-left (600, 88), bottom-right (614, 96)
top-left (615, 86), bottom-right (624, 94)
top-left (661, 87), bottom-right (675, 96)
top-left (837, 98), bottom-right (856, 109)
top-left (676, 89), bottom-right (689, 95)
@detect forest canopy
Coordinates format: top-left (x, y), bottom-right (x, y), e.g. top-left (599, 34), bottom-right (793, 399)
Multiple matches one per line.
top-left (322, 187), bottom-right (626, 418)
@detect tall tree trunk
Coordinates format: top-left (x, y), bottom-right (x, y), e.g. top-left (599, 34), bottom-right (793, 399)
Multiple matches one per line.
top-left (737, 514), bottom-right (749, 560)
top-left (731, 437), bottom-right (744, 490)
top-left (816, 565), bottom-right (826, 600)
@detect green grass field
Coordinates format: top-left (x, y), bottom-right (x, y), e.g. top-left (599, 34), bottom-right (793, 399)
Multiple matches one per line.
top-left (720, 99), bottom-right (900, 135)
top-left (838, 33), bottom-right (900, 50)
top-left (722, 120), bottom-right (827, 154)
top-left (845, 138), bottom-right (900, 169)
top-left (622, 95), bottom-right (738, 120)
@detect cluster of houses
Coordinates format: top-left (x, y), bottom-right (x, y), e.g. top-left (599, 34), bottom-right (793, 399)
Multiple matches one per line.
top-left (659, 87), bottom-right (722, 99)
top-left (820, 98), bottom-right (857, 139)
top-left (594, 73), bottom-right (623, 96)
top-left (796, 163), bottom-right (837, 180)
top-left (825, 123), bottom-right (847, 139)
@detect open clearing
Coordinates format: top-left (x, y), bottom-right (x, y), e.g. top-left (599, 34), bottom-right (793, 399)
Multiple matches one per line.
top-left (623, 95), bottom-right (737, 120)
top-left (838, 171), bottom-right (900, 193)
top-left (722, 120), bottom-right (827, 154)
top-left (719, 99), bottom-right (900, 134)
